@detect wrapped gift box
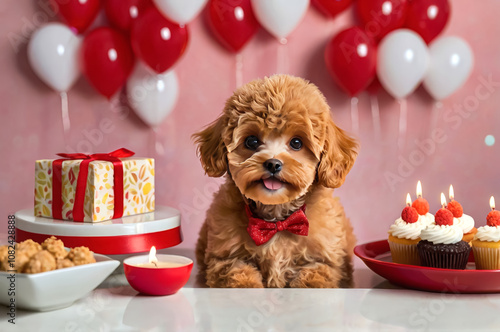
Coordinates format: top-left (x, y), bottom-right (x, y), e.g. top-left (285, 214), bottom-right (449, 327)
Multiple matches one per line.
top-left (34, 157), bottom-right (155, 222)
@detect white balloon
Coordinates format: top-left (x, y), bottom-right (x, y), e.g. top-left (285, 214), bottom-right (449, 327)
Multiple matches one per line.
top-left (27, 23), bottom-right (81, 92)
top-left (377, 29), bottom-right (429, 99)
top-left (423, 37), bottom-right (474, 100)
top-left (251, 0), bottom-right (309, 40)
top-left (153, 0), bottom-right (208, 25)
top-left (127, 62), bottom-right (179, 127)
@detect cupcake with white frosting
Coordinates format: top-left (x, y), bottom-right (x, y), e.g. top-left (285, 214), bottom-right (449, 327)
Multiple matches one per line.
top-left (417, 193), bottom-right (471, 270)
top-left (452, 212), bottom-right (476, 243)
top-left (447, 186), bottom-right (477, 243)
top-left (416, 211), bottom-right (435, 227)
top-left (472, 197), bottom-right (500, 269)
top-left (388, 194), bottom-right (425, 265)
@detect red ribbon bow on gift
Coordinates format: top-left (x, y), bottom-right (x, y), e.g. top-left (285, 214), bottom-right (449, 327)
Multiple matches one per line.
top-left (245, 205), bottom-right (309, 246)
top-left (52, 148), bottom-right (135, 222)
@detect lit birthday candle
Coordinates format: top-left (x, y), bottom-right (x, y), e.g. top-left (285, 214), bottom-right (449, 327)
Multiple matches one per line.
top-left (412, 181), bottom-right (430, 216)
top-left (447, 185), bottom-right (464, 218)
top-left (135, 246), bottom-right (186, 268)
top-left (487, 196), bottom-right (500, 226)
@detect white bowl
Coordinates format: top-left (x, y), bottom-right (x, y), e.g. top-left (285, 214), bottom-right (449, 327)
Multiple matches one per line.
top-left (0, 253), bottom-right (119, 311)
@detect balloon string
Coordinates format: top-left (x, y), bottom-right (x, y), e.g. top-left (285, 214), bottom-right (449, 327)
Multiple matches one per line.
top-left (235, 53), bottom-right (243, 88)
top-left (153, 127), bottom-right (165, 156)
top-left (60, 91), bottom-right (71, 142)
top-left (277, 38), bottom-right (288, 74)
top-left (398, 98), bottom-right (408, 150)
top-left (430, 101), bottom-right (443, 134)
top-left (370, 94), bottom-right (381, 141)
top-left (350, 97), bottom-right (359, 136)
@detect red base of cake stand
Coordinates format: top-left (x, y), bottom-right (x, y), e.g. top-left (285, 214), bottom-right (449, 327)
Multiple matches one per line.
top-left (15, 206), bottom-right (182, 255)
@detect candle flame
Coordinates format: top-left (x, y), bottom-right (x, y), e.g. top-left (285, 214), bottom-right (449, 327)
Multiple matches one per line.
top-left (416, 181), bottom-right (422, 198)
top-left (449, 185), bottom-right (454, 200)
top-left (441, 192), bottom-right (447, 208)
top-left (406, 193), bottom-right (412, 206)
top-left (491, 196), bottom-right (496, 210)
top-left (149, 246), bottom-right (158, 266)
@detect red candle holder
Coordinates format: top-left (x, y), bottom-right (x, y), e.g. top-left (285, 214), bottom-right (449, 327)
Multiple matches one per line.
top-left (123, 254), bottom-right (193, 296)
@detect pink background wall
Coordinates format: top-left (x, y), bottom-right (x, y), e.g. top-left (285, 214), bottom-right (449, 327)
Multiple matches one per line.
top-left (1, 1), bottom-right (500, 250)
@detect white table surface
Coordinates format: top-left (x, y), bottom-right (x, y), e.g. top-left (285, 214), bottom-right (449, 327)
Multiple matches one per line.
top-left (2, 247), bottom-right (500, 332)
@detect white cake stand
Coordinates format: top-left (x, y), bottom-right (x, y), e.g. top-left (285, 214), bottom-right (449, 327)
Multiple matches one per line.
top-left (15, 206), bottom-right (182, 255)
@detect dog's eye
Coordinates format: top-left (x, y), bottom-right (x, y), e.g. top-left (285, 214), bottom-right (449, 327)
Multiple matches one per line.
top-left (289, 137), bottom-right (303, 151)
top-left (244, 136), bottom-right (260, 150)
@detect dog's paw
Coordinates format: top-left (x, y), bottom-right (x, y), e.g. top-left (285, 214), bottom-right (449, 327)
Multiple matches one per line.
top-left (226, 271), bottom-right (264, 288)
top-left (206, 263), bottom-right (264, 288)
top-left (289, 264), bottom-right (340, 288)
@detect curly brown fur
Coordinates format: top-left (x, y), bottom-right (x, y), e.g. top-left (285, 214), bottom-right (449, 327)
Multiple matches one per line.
top-left (193, 75), bottom-right (358, 288)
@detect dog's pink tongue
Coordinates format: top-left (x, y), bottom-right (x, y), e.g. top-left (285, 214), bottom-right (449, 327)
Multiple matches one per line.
top-left (263, 178), bottom-right (283, 190)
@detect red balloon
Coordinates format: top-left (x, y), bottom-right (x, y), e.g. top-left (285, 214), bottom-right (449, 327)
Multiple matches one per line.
top-left (104, 0), bottom-right (152, 32)
top-left (324, 27), bottom-right (377, 96)
top-left (131, 7), bottom-right (189, 73)
top-left (207, 0), bottom-right (259, 53)
top-left (50, 0), bottom-right (101, 33)
top-left (366, 77), bottom-right (382, 95)
top-left (356, 0), bottom-right (409, 41)
top-left (312, 0), bottom-right (352, 19)
top-left (82, 27), bottom-right (135, 98)
top-left (405, 0), bottom-right (450, 44)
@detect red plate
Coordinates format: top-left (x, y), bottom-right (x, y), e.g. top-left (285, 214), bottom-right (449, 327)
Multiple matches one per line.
top-left (354, 240), bottom-right (500, 293)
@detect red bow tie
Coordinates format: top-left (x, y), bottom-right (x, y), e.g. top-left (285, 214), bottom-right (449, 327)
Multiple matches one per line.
top-left (246, 205), bottom-right (309, 246)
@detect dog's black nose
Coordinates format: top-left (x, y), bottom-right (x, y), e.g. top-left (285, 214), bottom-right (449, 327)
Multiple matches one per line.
top-left (264, 159), bottom-right (283, 174)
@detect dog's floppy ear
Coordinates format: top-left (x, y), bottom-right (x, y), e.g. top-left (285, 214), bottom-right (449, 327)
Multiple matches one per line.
top-left (192, 114), bottom-right (228, 177)
top-left (317, 119), bottom-right (358, 188)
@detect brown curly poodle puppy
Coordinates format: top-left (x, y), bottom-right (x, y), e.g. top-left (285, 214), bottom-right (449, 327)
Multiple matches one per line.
top-left (193, 74), bottom-right (358, 288)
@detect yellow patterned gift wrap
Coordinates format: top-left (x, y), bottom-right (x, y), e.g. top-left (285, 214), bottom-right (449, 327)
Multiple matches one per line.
top-left (34, 158), bottom-right (155, 222)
